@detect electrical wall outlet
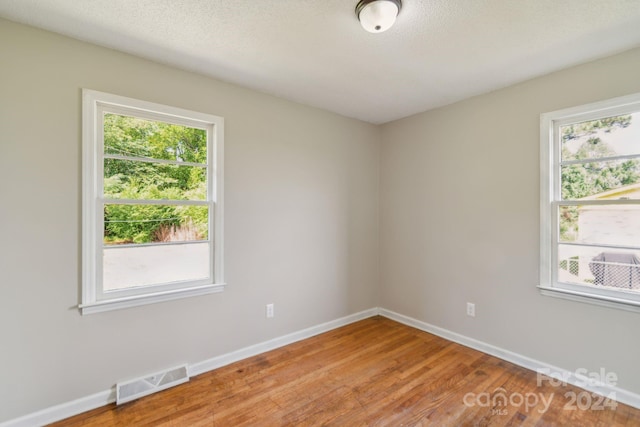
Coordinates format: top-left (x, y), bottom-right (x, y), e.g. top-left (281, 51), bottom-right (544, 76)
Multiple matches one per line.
top-left (266, 303), bottom-right (274, 318)
top-left (466, 302), bottom-right (475, 317)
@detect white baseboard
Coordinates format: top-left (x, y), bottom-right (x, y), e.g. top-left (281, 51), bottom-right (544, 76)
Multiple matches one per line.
top-left (378, 308), bottom-right (640, 410)
top-left (0, 389), bottom-right (115, 427)
top-left (189, 307), bottom-right (379, 376)
top-left (0, 308), bottom-right (379, 427)
top-left (4, 306), bottom-right (639, 426)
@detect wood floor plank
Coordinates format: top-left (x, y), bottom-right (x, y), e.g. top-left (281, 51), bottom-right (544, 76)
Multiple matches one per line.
top-left (49, 316), bottom-right (640, 426)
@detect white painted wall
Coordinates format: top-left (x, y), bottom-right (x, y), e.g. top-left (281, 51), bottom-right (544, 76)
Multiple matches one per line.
top-left (380, 47), bottom-right (640, 395)
top-left (0, 19), bottom-right (380, 422)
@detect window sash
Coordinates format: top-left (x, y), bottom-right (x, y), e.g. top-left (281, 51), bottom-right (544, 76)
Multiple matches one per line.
top-left (559, 241), bottom-right (640, 252)
top-left (103, 198), bottom-right (211, 206)
top-left (540, 92), bottom-right (640, 310)
top-left (82, 89), bottom-right (224, 314)
top-left (104, 153), bottom-right (207, 168)
top-left (560, 153), bottom-right (640, 166)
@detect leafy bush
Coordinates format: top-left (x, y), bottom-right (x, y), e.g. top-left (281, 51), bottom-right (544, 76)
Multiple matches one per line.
top-left (102, 114), bottom-right (209, 244)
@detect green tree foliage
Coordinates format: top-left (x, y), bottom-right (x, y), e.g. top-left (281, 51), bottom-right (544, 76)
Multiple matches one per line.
top-left (560, 115), bottom-right (640, 241)
top-left (103, 114), bottom-right (208, 244)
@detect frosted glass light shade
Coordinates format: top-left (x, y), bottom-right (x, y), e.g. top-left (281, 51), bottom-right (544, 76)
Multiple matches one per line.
top-left (357, 0), bottom-right (401, 33)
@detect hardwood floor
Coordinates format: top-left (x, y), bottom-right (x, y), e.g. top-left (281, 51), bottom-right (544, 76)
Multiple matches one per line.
top-left (50, 316), bottom-right (640, 426)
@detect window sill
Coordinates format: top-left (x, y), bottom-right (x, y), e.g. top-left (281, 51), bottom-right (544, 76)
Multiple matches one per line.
top-left (538, 285), bottom-right (640, 313)
top-left (79, 283), bottom-right (225, 315)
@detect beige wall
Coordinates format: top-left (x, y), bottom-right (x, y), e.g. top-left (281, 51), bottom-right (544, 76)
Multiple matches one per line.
top-left (3, 15), bottom-right (640, 424)
top-left (0, 19), bottom-right (380, 422)
top-left (380, 47), bottom-right (640, 394)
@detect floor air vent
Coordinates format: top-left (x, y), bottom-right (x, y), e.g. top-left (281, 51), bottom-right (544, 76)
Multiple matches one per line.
top-left (116, 364), bottom-right (189, 405)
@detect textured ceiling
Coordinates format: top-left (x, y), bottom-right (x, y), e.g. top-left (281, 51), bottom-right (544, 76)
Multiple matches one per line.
top-left (1, 0), bottom-right (640, 123)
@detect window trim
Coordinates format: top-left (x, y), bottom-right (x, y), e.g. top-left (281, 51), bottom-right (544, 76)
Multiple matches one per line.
top-left (539, 92), bottom-right (640, 312)
top-left (81, 89), bottom-right (225, 314)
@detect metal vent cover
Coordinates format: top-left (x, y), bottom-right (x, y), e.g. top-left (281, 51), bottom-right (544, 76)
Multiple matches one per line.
top-left (116, 365), bottom-right (189, 405)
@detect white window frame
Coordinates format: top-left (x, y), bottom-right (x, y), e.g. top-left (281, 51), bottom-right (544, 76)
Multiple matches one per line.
top-left (540, 92), bottom-right (640, 312)
top-left (81, 89), bottom-right (224, 314)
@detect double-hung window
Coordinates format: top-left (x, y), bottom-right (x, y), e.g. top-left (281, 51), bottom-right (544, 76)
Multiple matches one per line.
top-left (540, 92), bottom-right (640, 310)
top-left (81, 90), bottom-right (224, 314)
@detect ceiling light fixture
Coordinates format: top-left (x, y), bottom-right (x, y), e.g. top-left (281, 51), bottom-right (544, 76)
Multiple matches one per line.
top-left (355, 0), bottom-right (402, 33)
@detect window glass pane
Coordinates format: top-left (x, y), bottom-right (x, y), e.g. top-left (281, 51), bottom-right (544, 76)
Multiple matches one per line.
top-left (559, 205), bottom-right (640, 245)
top-left (104, 204), bottom-right (208, 245)
top-left (104, 113), bottom-right (207, 163)
top-left (561, 159), bottom-right (640, 200)
top-left (103, 242), bottom-right (210, 291)
top-left (558, 244), bottom-right (640, 291)
top-left (561, 113), bottom-right (640, 161)
top-left (104, 158), bottom-right (206, 201)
